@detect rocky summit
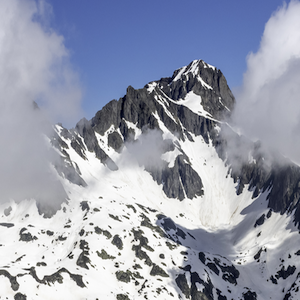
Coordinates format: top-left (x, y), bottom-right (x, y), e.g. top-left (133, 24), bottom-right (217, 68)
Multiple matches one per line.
top-left (1, 59), bottom-right (300, 299)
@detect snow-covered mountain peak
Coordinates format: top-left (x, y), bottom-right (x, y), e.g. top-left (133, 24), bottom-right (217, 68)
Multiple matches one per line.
top-left (143, 59), bottom-right (235, 122)
top-left (1, 60), bottom-right (300, 299)
top-left (172, 59), bottom-right (216, 82)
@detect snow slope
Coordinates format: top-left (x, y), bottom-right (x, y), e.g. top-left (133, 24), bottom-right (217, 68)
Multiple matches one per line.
top-left (0, 60), bottom-right (299, 300)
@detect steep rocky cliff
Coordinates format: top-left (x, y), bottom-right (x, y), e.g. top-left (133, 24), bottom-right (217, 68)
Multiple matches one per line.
top-left (1, 60), bottom-right (300, 299)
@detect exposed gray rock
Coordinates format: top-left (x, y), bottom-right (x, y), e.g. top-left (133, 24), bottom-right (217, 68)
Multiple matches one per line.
top-left (116, 294), bottom-right (131, 300)
top-left (275, 265), bottom-right (296, 280)
top-left (161, 218), bottom-right (176, 231)
top-left (97, 249), bottom-right (115, 260)
top-left (94, 226), bottom-right (112, 239)
top-left (26, 266), bottom-right (85, 287)
top-left (14, 293), bottom-right (26, 300)
top-left (224, 130), bottom-right (300, 228)
top-left (150, 264), bottom-right (169, 277)
top-left (175, 273), bottom-right (190, 298)
top-left (91, 100), bottom-right (122, 135)
top-left (254, 248), bottom-right (266, 260)
top-left (19, 228), bottom-right (37, 242)
top-left (80, 201), bottom-right (90, 211)
top-left (168, 60), bottom-right (235, 120)
top-left (112, 235), bottom-right (123, 250)
top-left (0, 223), bottom-right (14, 228)
top-left (67, 60), bottom-right (236, 204)
top-left (116, 270), bottom-right (131, 283)
top-left (132, 228), bottom-right (154, 252)
top-left (131, 244), bottom-right (153, 266)
top-left (0, 269), bottom-right (19, 291)
top-left (54, 156), bottom-right (87, 187)
top-left (199, 252), bottom-right (206, 264)
top-left (207, 262), bottom-right (219, 275)
top-left (76, 240), bottom-right (90, 269)
top-left (161, 155), bottom-right (204, 200)
top-left (108, 131), bottom-right (123, 153)
top-left (109, 214), bottom-right (122, 222)
top-left (76, 118), bottom-right (118, 171)
top-left (243, 290), bottom-right (257, 300)
top-left (4, 206), bottom-right (12, 216)
top-left (254, 214), bottom-right (265, 227)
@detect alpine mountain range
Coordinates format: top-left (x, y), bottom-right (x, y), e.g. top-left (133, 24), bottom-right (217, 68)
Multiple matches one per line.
top-left (1, 59), bottom-right (300, 299)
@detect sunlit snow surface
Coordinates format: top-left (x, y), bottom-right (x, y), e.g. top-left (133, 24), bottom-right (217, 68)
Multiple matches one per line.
top-left (0, 62), bottom-right (299, 299)
top-left (0, 121), bottom-right (299, 299)
top-left (174, 91), bottom-right (213, 119)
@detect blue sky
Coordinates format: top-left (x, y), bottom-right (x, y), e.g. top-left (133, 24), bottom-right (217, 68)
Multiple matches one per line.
top-left (47, 0), bottom-right (286, 121)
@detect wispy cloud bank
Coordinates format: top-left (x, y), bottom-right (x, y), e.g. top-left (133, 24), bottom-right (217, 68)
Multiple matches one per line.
top-left (124, 129), bottom-right (168, 170)
top-left (0, 0), bottom-right (82, 210)
top-left (0, 0), bottom-right (83, 125)
top-left (231, 0), bottom-right (300, 163)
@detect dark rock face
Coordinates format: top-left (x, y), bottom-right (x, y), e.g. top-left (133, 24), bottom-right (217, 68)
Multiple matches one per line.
top-left (54, 156), bottom-right (87, 187)
top-left (0, 269), bottom-right (19, 291)
top-left (254, 214), bottom-right (265, 227)
top-left (76, 118), bottom-right (118, 171)
top-left (161, 155), bottom-right (204, 200)
top-left (116, 294), bottom-right (131, 300)
top-left (175, 274), bottom-right (190, 298)
top-left (36, 58), bottom-right (300, 299)
top-left (80, 201), bottom-right (90, 211)
top-left (76, 240), bottom-right (91, 269)
top-left (168, 60), bottom-right (235, 120)
top-left (0, 223), bottom-right (14, 228)
top-left (70, 137), bottom-right (87, 160)
top-left (97, 249), bottom-right (115, 260)
top-left (275, 265), bottom-right (296, 280)
top-left (112, 235), bottom-right (123, 250)
top-left (243, 290), bottom-right (257, 300)
top-left (147, 152), bottom-right (203, 201)
top-left (254, 248), bottom-right (266, 261)
top-left (27, 266), bottom-right (85, 288)
top-left (19, 228), bottom-right (37, 242)
top-left (116, 270), bottom-right (131, 283)
top-left (14, 293), bottom-right (27, 300)
top-left (221, 128), bottom-right (300, 227)
top-left (150, 264), bottom-right (169, 277)
top-left (54, 58), bottom-right (300, 228)
top-left (54, 59), bottom-right (235, 203)
top-left (108, 131), bottom-right (123, 152)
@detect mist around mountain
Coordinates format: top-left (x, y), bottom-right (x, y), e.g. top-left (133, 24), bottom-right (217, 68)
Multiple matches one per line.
top-left (0, 58), bottom-right (300, 300)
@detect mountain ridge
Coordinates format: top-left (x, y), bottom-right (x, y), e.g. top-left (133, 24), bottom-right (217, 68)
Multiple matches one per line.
top-left (0, 59), bottom-right (300, 299)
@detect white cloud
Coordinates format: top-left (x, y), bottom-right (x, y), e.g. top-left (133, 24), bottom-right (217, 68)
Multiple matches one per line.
top-left (231, 0), bottom-right (300, 163)
top-left (125, 129), bottom-right (166, 170)
top-left (0, 0), bottom-right (83, 125)
top-left (0, 0), bottom-right (83, 210)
